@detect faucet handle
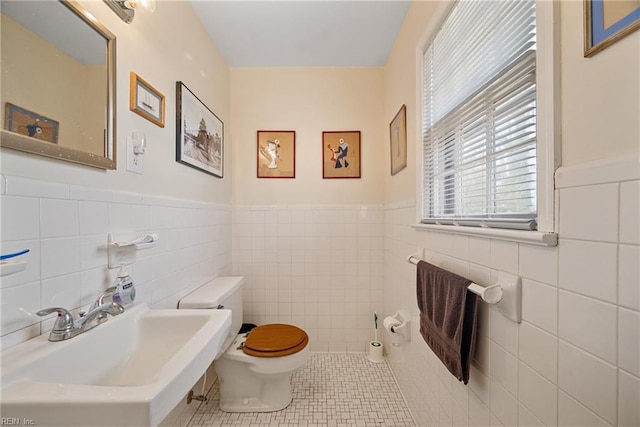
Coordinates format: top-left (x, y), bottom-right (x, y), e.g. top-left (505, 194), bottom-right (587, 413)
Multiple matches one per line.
top-left (36, 307), bottom-right (75, 333)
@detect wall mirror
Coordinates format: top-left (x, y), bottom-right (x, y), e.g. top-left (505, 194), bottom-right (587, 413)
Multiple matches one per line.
top-left (0, 0), bottom-right (116, 169)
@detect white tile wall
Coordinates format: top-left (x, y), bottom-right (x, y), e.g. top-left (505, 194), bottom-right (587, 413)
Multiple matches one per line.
top-left (1, 196), bottom-right (40, 241)
top-left (618, 244), bottom-right (640, 311)
top-left (518, 322), bottom-right (558, 383)
top-left (491, 381), bottom-right (518, 426)
top-left (619, 180), bottom-right (640, 245)
top-left (518, 244), bottom-right (558, 286)
top-left (559, 239), bottom-right (618, 303)
top-left (519, 402), bottom-right (546, 427)
top-left (618, 370), bottom-right (640, 427)
top-left (618, 308), bottom-right (640, 377)
top-left (0, 174), bottom-right (232, 349)
top-left (558, 341), bottom-right (617, 425)
top-left (559, 183), bottom-right (619, 242)
top-left (383, 156), bottom-right (639, 426)
top-left (489, 341), bottom-right (518, 394)
top-left (559, 290), bottom-right (617, 364)
top-left (558, 390), bottom-right (611, 427)
top-left (1, 153), bottom-right (637, 426)
top-left (522, 278), bottom-right (558, 334)
top-left (232, 205), bottom-right (384, 353)
top-left (40, 199), bottom-right (79, 238)
top-left (518, 362), bottom-right (558, 426)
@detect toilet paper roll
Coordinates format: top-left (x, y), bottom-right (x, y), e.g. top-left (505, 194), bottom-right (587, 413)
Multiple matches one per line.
top-left (383, 316), bottom-right (402, 334)
top-left (368, 341), bottom-right (384, 363)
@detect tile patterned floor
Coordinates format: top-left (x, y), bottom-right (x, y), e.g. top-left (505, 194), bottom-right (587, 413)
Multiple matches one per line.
top-left (188, 353), bottom-right (415, 427)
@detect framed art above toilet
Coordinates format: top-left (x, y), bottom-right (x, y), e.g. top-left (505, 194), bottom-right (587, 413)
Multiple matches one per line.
top-left (322, 130), bottom-right (361, 179)
top-left (257, 130), bottom-right (296, 178)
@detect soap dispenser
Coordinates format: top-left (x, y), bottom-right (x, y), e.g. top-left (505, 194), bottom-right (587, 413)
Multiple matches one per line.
top-left (112, 264), bottom-right (136, 306)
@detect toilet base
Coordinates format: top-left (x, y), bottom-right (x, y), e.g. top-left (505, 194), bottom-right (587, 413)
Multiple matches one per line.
top-left (218, 383), bottom-right (292, 413)
top-left (216, 361), bottom-right (294, 413)
top-left (214, 332), bottom-right (309, 413)
top-left (219, 398), bottom-right (291, 413)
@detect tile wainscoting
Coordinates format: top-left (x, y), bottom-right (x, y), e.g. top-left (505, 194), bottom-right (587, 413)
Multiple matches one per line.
top-left (0, 174), bottom-right (232, 350)
top-left (2, 149), bottom-right (638, 427)
top-left (232, 204), bottom-right (384, 353)
top-left (383, 154), bottom-right (639, 426)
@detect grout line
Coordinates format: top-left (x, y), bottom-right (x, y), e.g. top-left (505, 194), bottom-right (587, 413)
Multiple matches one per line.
top-left (187, 353), bottom-right (415, 426)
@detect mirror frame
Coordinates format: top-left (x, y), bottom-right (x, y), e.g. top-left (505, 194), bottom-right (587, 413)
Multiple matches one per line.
top-left (0, 0), bottom-right (117, 170)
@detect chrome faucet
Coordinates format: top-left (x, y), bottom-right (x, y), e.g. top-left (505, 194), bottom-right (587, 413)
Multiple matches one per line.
top-left (36, 301), bottom-right (124, 342)
top-left (77, 302), bottom-right (124, 330)
top-left (87, 286), bottom-right (117, 323)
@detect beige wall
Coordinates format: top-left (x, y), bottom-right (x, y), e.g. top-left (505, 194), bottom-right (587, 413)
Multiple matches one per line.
top-left (1, 15), bottom-right (105, 155)
top-left (560, 0), bottom-right (640, 166)
top-left (230, 67), bottom-right (385, 205)
top-left (0, 0), bottom-right (231, 205)
top-left (384, 1), bottom-right (640, 205)
top-left (383, 1), bottom-right (445, 205)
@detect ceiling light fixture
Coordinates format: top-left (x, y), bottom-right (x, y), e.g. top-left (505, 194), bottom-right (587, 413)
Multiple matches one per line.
top-left (103, 0), bottom-right (156, 24)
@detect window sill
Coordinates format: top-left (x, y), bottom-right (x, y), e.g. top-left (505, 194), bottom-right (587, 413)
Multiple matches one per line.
top-left (410, 223), bottom-right (557, 247)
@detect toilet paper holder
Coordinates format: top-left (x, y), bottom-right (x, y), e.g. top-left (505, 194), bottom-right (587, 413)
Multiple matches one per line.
top-left (384, 310), bottom-right (411, 342)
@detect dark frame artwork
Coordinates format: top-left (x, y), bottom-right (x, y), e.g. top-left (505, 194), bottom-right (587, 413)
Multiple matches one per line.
top-left (175, 82), bottom-right (223, 178)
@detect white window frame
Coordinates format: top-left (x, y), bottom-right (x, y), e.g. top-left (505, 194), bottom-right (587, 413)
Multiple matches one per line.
top-left (413, 0), bottom-right (559, 247)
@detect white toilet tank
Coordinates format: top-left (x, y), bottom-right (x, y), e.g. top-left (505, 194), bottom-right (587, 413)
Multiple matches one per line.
top-left (178, 276), bottom-right (244, 353)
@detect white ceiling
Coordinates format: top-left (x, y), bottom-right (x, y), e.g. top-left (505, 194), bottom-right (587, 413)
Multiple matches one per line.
top-left (2, 1), bottom-right (106, 65)
top-left (188, 1), bottom-right (412, 67)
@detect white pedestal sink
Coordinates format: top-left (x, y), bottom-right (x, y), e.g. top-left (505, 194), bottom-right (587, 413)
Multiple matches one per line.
top-left (1, 303), bottom-right (231, 426)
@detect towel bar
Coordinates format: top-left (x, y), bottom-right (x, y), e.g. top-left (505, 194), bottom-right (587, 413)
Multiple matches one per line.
top-left (407, 255), bottom-right (502, 303)
top-left (407, 254), bottom-right (521, 322)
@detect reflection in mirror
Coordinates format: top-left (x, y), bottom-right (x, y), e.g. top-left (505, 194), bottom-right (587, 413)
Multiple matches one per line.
top-left (0, 0), bottom-right (116, 169)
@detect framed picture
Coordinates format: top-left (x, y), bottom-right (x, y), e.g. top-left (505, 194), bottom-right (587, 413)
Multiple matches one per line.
top-left (176, 81), bottom-right (224, 178)
top-left (584, 0), bottom-right (640, 57)
top-left (257, 130), bottom-right (296, 178)
top-left (129, 72), bottom-right (165, 127)
top-left (390, 104), bottom-right (407, 176)
top-left (4, 103), bottom-right (59, 144)
top-left (322, 131), bottom-right (361, 179)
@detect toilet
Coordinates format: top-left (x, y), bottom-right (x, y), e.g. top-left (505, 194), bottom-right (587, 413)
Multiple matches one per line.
top-left (178, 276), bottom-right (309, 412)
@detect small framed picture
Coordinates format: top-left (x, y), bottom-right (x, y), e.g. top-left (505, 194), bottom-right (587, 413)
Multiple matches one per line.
top-left (257, 130), bottom-right (296, 178)
top-left (129, 72), bottom-right (165, 127)
top-left (176, 81), bottom-right (224, 178)
top-left (4, 103), bottom-right (59, 144)
top-left (322, 131), bottom-right (361, 179)
top-left (390, 104), bottom-right (407, 176)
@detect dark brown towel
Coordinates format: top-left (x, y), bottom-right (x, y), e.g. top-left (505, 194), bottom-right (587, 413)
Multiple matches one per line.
top-left (416, 261), bottom-right (478, 384)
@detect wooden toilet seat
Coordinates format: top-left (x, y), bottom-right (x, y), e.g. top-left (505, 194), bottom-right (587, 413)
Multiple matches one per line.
top-left (242, 324), bottom-right (309, 357)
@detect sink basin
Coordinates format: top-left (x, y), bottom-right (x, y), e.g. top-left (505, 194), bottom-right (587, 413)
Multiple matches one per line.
top-left (1, 303), bottom-right (231, 426)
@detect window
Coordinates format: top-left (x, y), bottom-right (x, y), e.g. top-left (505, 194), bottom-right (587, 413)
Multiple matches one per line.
top-left (421, 0), bottom-right (542, 231)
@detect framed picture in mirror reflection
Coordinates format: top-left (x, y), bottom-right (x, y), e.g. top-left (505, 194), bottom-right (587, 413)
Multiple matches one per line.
top-left (4, 103), bottom-right (59, 144)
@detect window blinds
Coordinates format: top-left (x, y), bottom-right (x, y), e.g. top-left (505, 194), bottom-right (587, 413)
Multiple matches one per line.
top-left (422, 0), bottom-right (537, 230)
